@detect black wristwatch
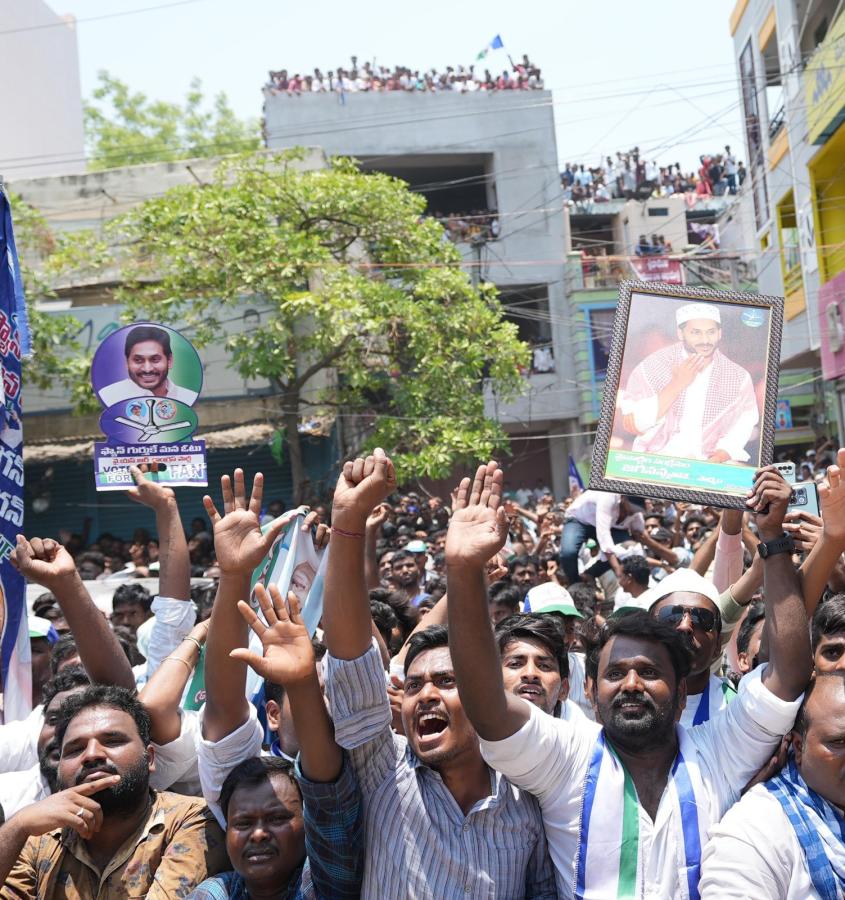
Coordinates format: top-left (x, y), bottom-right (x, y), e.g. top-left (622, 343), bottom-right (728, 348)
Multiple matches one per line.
top-left (757, 533), bottom-right (795, 559)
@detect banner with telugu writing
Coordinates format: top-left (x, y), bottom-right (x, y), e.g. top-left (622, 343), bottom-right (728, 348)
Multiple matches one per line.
top-left (0, 193), bottom-right (31, 723)
top-left (629, 257), bottom-right (685, 284)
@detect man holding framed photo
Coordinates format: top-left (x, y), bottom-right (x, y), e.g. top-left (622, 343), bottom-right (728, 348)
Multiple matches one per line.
top-left (618, 303), bottom-right (759, 464)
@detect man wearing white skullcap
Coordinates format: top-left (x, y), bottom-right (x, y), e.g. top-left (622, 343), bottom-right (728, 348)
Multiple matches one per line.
top-left (617, 300), bottom-right (759, 462)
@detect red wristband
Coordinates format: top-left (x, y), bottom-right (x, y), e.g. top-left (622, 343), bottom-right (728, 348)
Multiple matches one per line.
top-left (332, 525), bottom-right (364, 539)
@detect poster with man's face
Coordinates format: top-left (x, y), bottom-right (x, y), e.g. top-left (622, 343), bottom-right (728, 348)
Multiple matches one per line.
top-left (591, 283), bottom-right (783, 506)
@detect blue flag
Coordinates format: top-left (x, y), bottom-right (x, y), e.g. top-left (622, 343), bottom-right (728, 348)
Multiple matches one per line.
top-left (0, 191), bottom-right (30, 722)
top-left (490, 34), bottom-right (504, 50)
top-left (568, 455), bottom-right (584, 495)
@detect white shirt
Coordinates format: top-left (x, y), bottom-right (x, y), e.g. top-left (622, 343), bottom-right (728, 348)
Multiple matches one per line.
top-left (0, 763), bottom-right (48, 817)
top-left (653, 363), bottom-right (712, 458)
top-left (98, 377), bottom-right (198, 408)
top-left (700, 783), bottom-right (817, 898)
top-left (151, 708), bottom-right (202, 796)
top-left (566, 652), bottom-right (594, 720)
top-left (679, 674), bottom-right (734, 730)
top-left (479, 667), bottom-right (800, 899)
top-left (0, 704), bottom-right (42, 774)
top-left (566, 491), bottom-right (646, 557)
top-left (134, 596), bottom-right (197, 688)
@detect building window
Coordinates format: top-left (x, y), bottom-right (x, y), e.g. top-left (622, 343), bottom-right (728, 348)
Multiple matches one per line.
top-left (588, 307), bottom-right (616, 381)
top-left (501, 285), bottom-right (555, 374)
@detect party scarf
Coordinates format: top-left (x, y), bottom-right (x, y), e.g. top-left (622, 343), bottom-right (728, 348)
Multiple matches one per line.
top-left (766, 756), bottom-right (845, 900)
top-left (574, 728), bottom-right (709, 899)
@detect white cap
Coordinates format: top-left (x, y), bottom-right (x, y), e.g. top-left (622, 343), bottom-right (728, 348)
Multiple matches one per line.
top-left (676, 303), bottom-right (721, 327)
top-left (641, 568), bottom-right (721, 609)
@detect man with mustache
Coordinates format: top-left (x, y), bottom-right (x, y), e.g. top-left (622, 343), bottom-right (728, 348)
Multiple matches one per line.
top-left (617, 302), bottom-right (759, 463)
top-left (321, 449), bottom-right (556, 898)
top-left (0, 685), bottom-right (227, 896)
top-left (447, 460), bottom-right (810, 899)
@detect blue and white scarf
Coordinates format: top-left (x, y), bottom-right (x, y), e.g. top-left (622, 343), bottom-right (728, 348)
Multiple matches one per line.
top-left (766, 756), bottom-right (845, 900)
top-left (574, 726), bottom-right (710, 899)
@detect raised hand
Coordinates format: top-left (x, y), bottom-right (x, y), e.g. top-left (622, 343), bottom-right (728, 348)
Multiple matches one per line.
top-left (366, 503), bottom-right (391, 532)
top-left (332, 448), bottom-right (397, 527)
top-left (820, 448), bottom-right (845, 546)
top-left (445, 461), bottom-right (509, 569)
top-left (746, 465), bottom-right (792, 541)
top-left (13, 774), bottom-right (119, 840)
top-left (203, 470), bottom-right (293, 576)
top-left (784, 511), bottom-right (824, 554)
top-left (229, 584), bottom-right (315, 686)
top-left (126, 465), bottom-right (175, 510)
top-left (12, 536), bottom-right (78, 590)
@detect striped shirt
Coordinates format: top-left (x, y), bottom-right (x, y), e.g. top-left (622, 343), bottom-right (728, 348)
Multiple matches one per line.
top-left (323, 641), bottom-right (557, 899)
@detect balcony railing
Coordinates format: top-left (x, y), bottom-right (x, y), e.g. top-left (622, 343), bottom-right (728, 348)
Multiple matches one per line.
top-left (565, 253), bottom-right (754, 292)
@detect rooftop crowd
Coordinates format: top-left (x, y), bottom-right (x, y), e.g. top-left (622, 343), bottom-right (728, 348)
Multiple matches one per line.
top-left (264, 54), bottom-right (544, 95)
top-left (1, 434), bottom-right (845, 898)
top-left (562, 146), bottom-right (747, 205)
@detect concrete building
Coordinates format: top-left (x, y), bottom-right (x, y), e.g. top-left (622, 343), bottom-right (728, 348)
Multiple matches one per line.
top-left (728, 0), bottom-right (844, 451)
top-left (0, 1), bottom-right (85, 180)
top-left (264, 89), bottom-right (575, 496)
top-left (10, 153), bottom-right (337, 538)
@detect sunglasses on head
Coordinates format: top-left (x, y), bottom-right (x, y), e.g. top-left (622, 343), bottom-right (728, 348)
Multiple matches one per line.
top-left (656, 605), bottom-right (719, 633)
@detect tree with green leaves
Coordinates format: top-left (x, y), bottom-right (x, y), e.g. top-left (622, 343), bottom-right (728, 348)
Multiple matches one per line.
top-left (94, 151), bottom-right (528, 500)
top-left (84, 71), bottom-right (260, 171)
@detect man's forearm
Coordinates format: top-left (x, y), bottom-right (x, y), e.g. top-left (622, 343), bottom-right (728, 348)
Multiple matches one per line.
top-left (363, 526), bottom-right (380, 592)
top-left (139, 638), bottom-right (201, 744)
top-left (691, 526), bottom-right (719, 576)
top-left (446, 563), bottom-right (529, 741)
top-left (53, 576), bottom-right (134, 689)
top-left (203, 573), bottom-right (250, 741)
top-left (799, 536), bottom-right (845, 617)
top-left (155, 497), bottom-right (190, 600)
top-left (285, 672), bottom-right (342, 782)
top-left (761, 553), bottom-right (812, 700)
top-left (0, 820), bottom-right (29, 886)
top-left (323, 515), bottom-right (372, 660)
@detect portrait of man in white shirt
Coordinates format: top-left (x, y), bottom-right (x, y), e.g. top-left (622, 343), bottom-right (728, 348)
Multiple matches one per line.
top-left (99, 324), bottom-right (199, 407)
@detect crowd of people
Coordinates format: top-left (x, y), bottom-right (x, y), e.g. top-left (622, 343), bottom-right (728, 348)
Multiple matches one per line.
top-left (432, 209), bottom-right (500, 243)
top-left (3, 436), bottom-right (845, 898)
top-left (562, 146), bottom-right (747, 205)
top-left (264, 54), bottom-right (544, 96)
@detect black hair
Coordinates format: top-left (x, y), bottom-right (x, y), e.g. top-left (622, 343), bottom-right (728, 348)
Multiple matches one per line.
top-left (621, 555), bottom-right (651, 586)
top-left (567, 582), bottom-right (598, 613)
top-left (585, 610), bottom-right (692, 684)
top-left (488, 583), bottom-right (521, 611)
top-left (371, 599), bottom-right (399, 651)
top-left (405, 624), bottom-right (449, 674)
top-left (651, 527), bottom-right (674, 545)
top-left (495, 613), bottom-right (569, 678)
top-left (683, 515), bottom-right (707, 531)
top-left (508, 554), bottom-right (538, 574)
top-left (812, 594), bottom-right (845, 651)
top-left (623, 495), bottom-right (647, 511)
top-left (32, 592), bottom-right (58, 617)
top-left (42, 665), bottom-right (90, 710)
top-left (50, 633), bottom-right (80, 676)
top-left (380, 591), bottom-right (420, 642)
top-left (125, 324), bottom-right (172, 358)
top-left (112, 583), bottom-right (152, 612)
top-left (55, 685), bottom-right (151, 748)
top-left (391, 549), bottom-right (416, 566)
top-left (794, 672), bottom-right (845, 736)
top-left (219, 756), bottom-right (300, 822)
top-left (264, 638), bottom-right (326, 707)
top-left (736, 601), bottom-right (766, 655)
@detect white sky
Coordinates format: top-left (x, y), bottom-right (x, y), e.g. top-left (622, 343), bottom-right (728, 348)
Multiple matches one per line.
top-left (54, 0), bottom-right (745, 172)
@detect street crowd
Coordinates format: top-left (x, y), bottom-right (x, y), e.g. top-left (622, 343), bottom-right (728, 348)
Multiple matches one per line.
top-left (2, 436), bottom-right (845, 898)
top-left (562, 147), bottom-right (747, 205)
top-left (264, 55), bottom-right (544, 96)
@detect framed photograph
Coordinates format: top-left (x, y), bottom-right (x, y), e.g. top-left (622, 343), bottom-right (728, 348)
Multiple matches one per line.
top-left (589, 281), bottom-right (784, 508)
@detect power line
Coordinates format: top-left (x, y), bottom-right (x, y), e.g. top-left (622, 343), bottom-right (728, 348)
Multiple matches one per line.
top-left (0, 0), bottom-right (209, 37)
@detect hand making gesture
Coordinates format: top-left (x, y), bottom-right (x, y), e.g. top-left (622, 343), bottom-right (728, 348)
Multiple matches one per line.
top-left (203, 469), bottom-right (293, 577)
top-left (12, 536), bottom-right (79, 591)
top-left (230, 584), bottom-right (315, 687)
top-left (332, 447), bottom-right (397, 530)
top-left (445, 460), bottom-right (509, 569)
top-left (819, 448), bottom-right (845, 547)
top-left (127, 464), bottom-right (176, 510)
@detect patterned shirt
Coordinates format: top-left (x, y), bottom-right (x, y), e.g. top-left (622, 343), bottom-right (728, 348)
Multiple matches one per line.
top-left (323, 641), bottom-right (557, 899)
top-left (1, 790), bottom-right (228, 899)
top-left (188, 756), bottom-right (363, 899)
